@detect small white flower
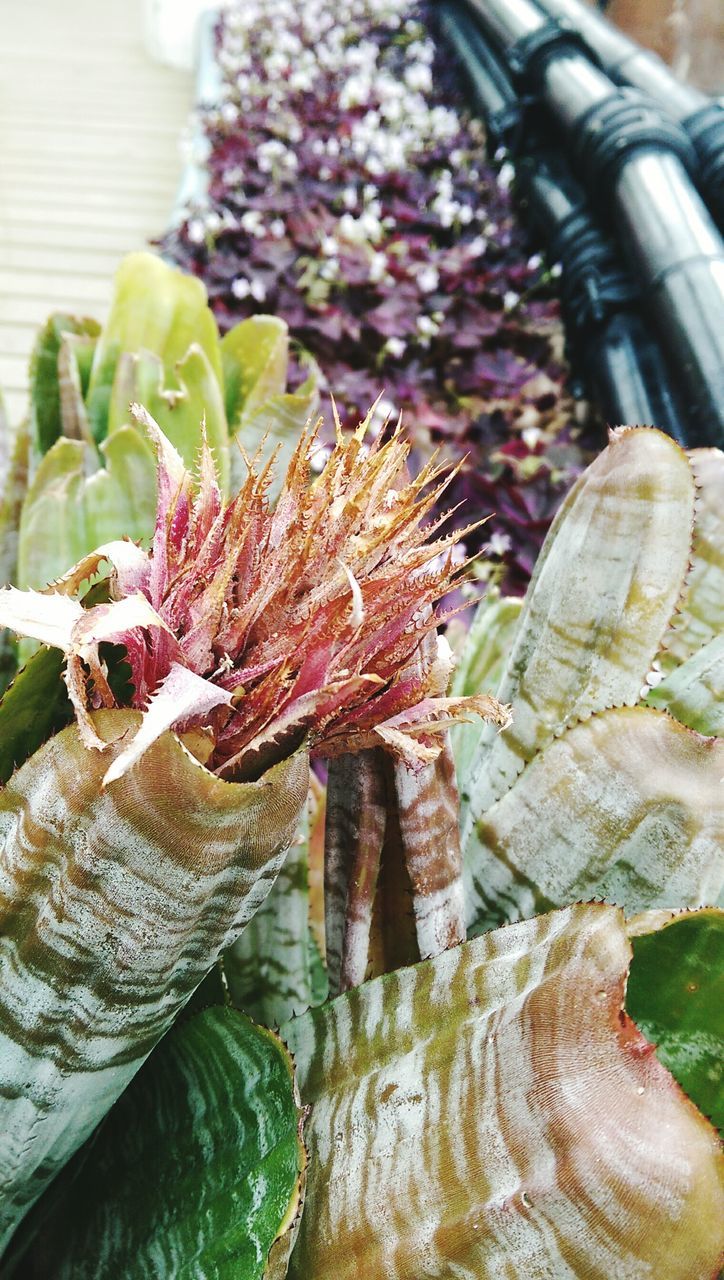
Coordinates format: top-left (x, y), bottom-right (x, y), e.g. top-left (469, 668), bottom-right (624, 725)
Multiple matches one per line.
top-left (418, 265), bottom-right (439, 294)
top-left (488, 531), bottom-right (512, 557)
top-left (503, 290), bottom-right (519, 312)
top-left (527, 253), bottom-right (543, 271)
top-left (342, 186), bottom-right (357, 210)
top-left (241, 210), bottom-right (264, 236)
top-left (250, 278), bottom-right (267, 303)
top-left (221, 102), bottom-right (239, 124)
top-left (187, 218), bottom-right (206, 245)
top-left (522, 425), bottom-right (542, 450)
top-left (270, 218), bottom-right (286, 238)
top-left (497, 161), bottom-right (515, 191)
top-left (416, 315), bottom-right (439, 338)
top-left (321, 234), bottom-right (338, 256)
top-left (231, 277), bottom-right (251, 299)
top-left (385, 337), bottom-right (407, 359)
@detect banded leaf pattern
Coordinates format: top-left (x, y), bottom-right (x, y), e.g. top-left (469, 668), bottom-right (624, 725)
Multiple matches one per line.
top-left (657, 447), bottom-right (724, 670)
top-left (283, 904), bottom-right (724, 1279)
top-left (466, 706), bottom-right (724, 934)
top-left (646, 633), bottom-right (724, 736)
top-left (0, 710), bottom-right (308, 1247)
top-left (225, 799), bottom-right (328, 1025)
top-left (8, 1009), bottom-right (306, 1280)
top-left (460, 428), bottom-right (695, 850)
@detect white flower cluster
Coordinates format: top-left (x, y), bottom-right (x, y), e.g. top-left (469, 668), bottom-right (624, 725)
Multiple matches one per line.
top-left (212, 0), bottom-right (481, 252)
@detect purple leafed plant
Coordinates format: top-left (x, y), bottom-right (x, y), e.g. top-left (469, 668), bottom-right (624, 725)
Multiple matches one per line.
top-left (162, 0), bottom-right (599, 592)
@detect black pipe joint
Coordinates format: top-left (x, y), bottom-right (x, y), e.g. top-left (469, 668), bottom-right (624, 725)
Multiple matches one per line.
top-left (550, 211), bottom-right (639, 333)
top-left (683, 101), bottom-right (724, 229)
top-left (573, 89), bottom-right (697, 194)
top-left (506, 18), bottom-right (591, 90)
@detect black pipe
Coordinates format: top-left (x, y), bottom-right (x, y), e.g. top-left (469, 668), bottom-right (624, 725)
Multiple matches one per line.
top-left (460, 0), bottom-right (724, 446)
top-left (437, 0), bottom-right (523, 152)
top-left (436, 4), bottom-right (690, 439)
top-left (531, 0), bottom-right (724, 229)
top-left (516, 151), bottom-right (689, 439)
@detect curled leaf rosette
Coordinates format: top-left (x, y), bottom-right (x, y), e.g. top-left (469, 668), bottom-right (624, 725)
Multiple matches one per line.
top-left (0, 404), bottom-right (506, 1246)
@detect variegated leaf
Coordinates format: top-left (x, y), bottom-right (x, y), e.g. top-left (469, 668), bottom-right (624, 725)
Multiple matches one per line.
top-left (645, 633), bottom-right (724, 736)
top-left (282, 903), bottom-right (724, 1279)
top-left (627, 907), bottom-right (724, 1130)
top-left (465, 706), bottom-right (724, 934)
top-left (460, 428), bottom-right (695, 849)
top-left (224, 796), bottom-right (329, 1025)
top-left (0, 710), bottom-right (308, 1247)
top-left (450, 593), bottom-right (522, 786)
top-left (657, 447), bottom-right (724, 671)
top-left (6, 1009), bottom-right (306, 1280)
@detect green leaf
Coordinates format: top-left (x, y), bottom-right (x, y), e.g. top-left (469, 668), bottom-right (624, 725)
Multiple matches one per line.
top-left (225, 801), bottom-right (328, 1026)
top-left (461, 428), bottom-right (696, 916)
top-left (108, 344), bottom-right (230, 494)
top-left (627, 908), bottom-right (724, 1131)
top-left (85, 253), bottom-right (222, 443)
top-left (0, 417), bottom-right (30, 693)
top-left (465, 706), bottom-right (724, 934)
top-left (0, 645), bottom-right (71, 784)
top-left (221, 315), bottom-right (289, 424)
top-left (16, 429), bottom-right (156, 590)
top-left (0, 709), bottom-right (308, 1246)
top-left (282, 904), bottom-right (724, 1279)
top-left (28, 313), bottom-right (101, 454)
top-left (8, 1008), bottom-right (306, 1279)
top-left (230, 379), bottom-right (319, 504)
top-left (645, 632), bottom-right (724, 736)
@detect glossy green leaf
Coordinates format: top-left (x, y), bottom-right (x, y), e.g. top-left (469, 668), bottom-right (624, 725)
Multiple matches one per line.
top-left (108, 344), bottom-right (230, 493)
top-left (466, 706), bottom-right (724, 934)
top-left (230, 379), bottom-right (319, 503)
top-left (627, 908), bottom-right (724, 1131)
top-left (645, 632), bottom-right (724, 735)
top-left (28, 313), bottom-right (100, 454)
top-left (282, 904), bottom-right (724, 1279)
top-left (16, 428), bottom-right (156, 590)
top-left (225, 799), bottom-right (328, 1025)
top-left (85, 253), bottom-right (222, 442)
top-left (221, 315), bottom-right (289, 424)
top-left (0, 646), bottom-right (70, 785)
top-left (450, 593), bottom-right (522, 785)
top-left (8, 1008), bottom-right (306, 1279)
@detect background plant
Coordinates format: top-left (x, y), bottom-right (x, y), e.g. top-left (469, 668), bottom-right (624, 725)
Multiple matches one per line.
top-left (162, 0), bottom-right (598, 592)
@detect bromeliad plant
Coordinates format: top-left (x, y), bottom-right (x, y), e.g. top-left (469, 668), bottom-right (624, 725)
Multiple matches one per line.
top-left (0, 407), bottom-right (506, 1251)
top-left (1, 417), bottom-right (722, 1276)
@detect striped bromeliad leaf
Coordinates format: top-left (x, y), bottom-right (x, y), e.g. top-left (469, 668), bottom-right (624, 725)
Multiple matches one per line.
top-left (5, 1008), bottom-right (306, 1280)
top-left (282, 903), bottom-right (724, 1279)
top-left (449, 592), bottom-right (522, 785)
top-left (460, 427), bottom-right (696, 847)
top-left (0, 710), bottom-right (308, 1250)
top-left (460, 429), bottom-right (724, 932)
top-left (224, 796), bottom-right (330, 1025)
top-left (465, 705), bottom-right (724, 935)
top-left (0, 416), bottom-right (29, 695)
top-left (627, 907), bottom-right (724, 1131)
top-left (645, 632), bottom-right (724, 736)
top-left (656, 447), bottom-right (724, 672)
